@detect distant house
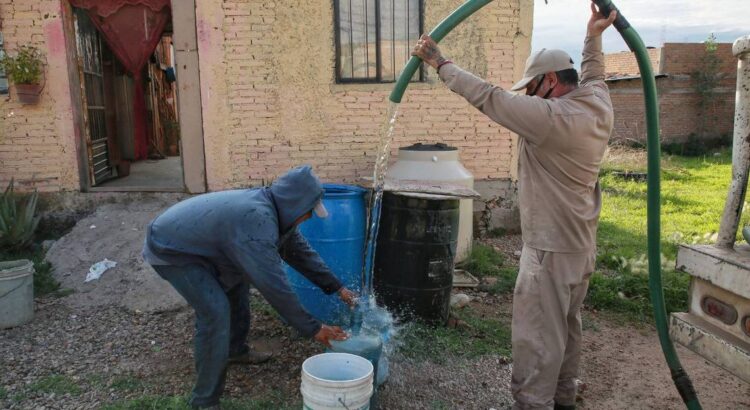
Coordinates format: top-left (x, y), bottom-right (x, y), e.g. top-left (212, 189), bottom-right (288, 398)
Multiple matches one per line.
top-left (0, 0), bottom-right (532, 209)
top-left (604, 42), bottom-right (737, 145)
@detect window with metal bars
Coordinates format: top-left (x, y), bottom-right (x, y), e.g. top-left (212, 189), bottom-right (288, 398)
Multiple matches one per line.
top-left (0, 33), bottom-right (8, 94)
top-left (335, 0), bottom-right (423, 83)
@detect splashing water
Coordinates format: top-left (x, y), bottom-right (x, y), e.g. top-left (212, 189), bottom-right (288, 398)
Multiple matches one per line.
top-left (361, 101), bottom-right (400, 300)
top-left (328, 102), bottom-right (402, 389)
top-left (330, 294), bottom-right (402, 387)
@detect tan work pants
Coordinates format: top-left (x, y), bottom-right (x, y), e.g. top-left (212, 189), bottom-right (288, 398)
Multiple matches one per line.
top-left (511, 245), bottom-right (595, 410)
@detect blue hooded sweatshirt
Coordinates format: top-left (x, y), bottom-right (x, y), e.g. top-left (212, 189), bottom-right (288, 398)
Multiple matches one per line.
top-left (142, 165), bottom-right (342, 337)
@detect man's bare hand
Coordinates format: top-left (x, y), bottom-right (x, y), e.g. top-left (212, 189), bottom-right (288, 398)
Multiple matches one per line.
top-left (587, 2), bottom-right (617, 37)
top-left (337, 287), bottom-right (358, 308)
top-left (313, 324), bottom-right (348, 347)
top-left (411, 34), bottom-right (447, 69)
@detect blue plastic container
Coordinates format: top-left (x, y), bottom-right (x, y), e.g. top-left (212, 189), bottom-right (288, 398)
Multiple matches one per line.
top-left (284, 184), bottom-right (367, 325)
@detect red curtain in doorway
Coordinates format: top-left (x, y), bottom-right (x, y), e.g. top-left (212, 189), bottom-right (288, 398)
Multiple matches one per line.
top-left (70, 0), bottom-right (171, 160)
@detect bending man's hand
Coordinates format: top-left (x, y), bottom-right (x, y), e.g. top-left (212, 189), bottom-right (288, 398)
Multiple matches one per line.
top-left (587, 1), bottom-right (617, 37)
top-left (411, 34), bottom-right (447, 69)
top-left (313, 324), bottom-right (348, 347)
top-left (337, 287), bottom-right (358, 308)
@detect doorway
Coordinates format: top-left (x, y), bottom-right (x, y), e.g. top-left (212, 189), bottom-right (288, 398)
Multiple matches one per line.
top-left (71, 6), bottom-right (184, 191)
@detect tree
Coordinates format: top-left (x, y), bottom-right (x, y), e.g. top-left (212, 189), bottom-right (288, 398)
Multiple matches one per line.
top-left (691, 34), bottom-right (722, 138)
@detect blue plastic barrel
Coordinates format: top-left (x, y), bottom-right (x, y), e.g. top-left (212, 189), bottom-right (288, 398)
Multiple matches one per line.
top-left (285, 184), bottom-right (367, 325)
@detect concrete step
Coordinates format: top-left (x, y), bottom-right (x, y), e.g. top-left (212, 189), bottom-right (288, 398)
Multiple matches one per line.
top-left (670, 312), bottom-right (750, 383)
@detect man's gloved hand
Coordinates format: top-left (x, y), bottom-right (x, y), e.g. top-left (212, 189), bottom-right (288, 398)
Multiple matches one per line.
top-left (313, 324), bottom-right (348, 347)
top-left (337, 287), bottom-right (359, 308)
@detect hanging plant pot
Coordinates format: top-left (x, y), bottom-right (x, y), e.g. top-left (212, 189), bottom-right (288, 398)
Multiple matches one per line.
top-left (14, 84), bottom-right (43, 105)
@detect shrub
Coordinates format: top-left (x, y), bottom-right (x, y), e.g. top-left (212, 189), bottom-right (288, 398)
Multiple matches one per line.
top-left (0, 179), bottom-right (40, 251)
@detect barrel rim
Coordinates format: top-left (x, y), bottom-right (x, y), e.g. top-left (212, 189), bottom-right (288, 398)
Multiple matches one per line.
top-left (302, 352), bottom-right (374, 384)
top-left (0, 259), bottom-right (35, 279)
top-left (322, 184), bottom-right (367, 197)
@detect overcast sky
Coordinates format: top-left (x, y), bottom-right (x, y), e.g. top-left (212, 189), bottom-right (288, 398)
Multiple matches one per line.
top-left (532, 0), bottom-right (749, 68)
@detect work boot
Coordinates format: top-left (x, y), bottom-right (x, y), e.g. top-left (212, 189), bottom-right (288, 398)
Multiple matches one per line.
top-left (554, 403), bottom-right (576, 410)
top-left (227, 349), bottom-right (273, 365)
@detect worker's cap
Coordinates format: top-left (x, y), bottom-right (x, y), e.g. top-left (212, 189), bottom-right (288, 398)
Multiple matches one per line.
top-left (313, 200), bottom-right (328, 218)
top-left (510, 48), bottom-right (575, 91)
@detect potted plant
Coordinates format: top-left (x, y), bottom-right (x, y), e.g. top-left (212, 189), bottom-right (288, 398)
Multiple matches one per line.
top-left (1, 46), bottom-right (44, 104)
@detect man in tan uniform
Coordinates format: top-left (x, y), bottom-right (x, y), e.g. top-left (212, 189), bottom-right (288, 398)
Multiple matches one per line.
top-left (412, 3), bottom-right (616, 409)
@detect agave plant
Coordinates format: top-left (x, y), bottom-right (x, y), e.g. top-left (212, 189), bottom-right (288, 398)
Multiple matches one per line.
top-left (0, 179), bottom-right (40, 251)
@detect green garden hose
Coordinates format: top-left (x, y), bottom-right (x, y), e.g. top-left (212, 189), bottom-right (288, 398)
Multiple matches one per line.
top-left (390, 0), bottom-right (701, 408)
top-left (591, 1), bottom-right (701, 408)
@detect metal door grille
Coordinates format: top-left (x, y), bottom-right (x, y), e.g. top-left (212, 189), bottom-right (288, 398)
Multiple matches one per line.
top-left (75, 9), bottom-right (113, 185)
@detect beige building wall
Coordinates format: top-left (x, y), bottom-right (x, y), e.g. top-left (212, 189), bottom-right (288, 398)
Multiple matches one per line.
top-left (198, 0), bottom-right (531, 190)
top-left (0, 0), bottom-right (81, 192)
top-left (1, 0), bottom-right (532, 194)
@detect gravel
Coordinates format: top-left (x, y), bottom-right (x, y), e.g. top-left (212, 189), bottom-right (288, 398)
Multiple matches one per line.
top-left (0, 294), bottom-right (515, 409)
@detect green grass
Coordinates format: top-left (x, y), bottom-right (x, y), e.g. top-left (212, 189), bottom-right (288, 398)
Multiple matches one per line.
top-left (110, 375), bottom-right (145, 392)
top-left (483, 266), bottom-right (518, 295)
top-left (399, 307), bottom-right (511, 362)
top-left (599, 149), bottom-right (743, 261)
top-left (0, 385), bottom-right (7, 400)
top-left (461, 243), bottom-right (517, 295)
top-left (102, 392), bottom-right (298, 410)
top-left (461, 243), bottom-right (505, 278)
top-left (593, 148), bottom-right (743, 319)
top-left (102, 396), bottom-right (190, 410)
top-left (11, 392), bottom-right (28, 403)
top-left (28, 374), bottom-right (81, 396)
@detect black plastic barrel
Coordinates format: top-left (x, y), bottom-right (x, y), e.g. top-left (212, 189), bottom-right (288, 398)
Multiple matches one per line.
top-left (373, 192), bottom-right (459, 325)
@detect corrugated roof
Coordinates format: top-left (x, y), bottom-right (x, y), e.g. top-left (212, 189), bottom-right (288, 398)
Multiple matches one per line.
top-left (605, 74), bottom-right (668, 82)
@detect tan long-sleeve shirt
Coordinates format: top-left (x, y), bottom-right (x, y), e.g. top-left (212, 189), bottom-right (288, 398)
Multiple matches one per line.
top-left (439, 36), bottom-right (614, 253)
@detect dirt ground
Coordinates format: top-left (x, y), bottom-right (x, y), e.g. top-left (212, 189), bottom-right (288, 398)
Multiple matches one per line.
top-left (1, 199), bottom-right (748, 409)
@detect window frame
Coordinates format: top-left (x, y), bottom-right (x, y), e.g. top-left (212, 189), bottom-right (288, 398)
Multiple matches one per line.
top-left (0, 33), bottom-right (8, 95)
top-left (333, 0), bottom-right (424, 84)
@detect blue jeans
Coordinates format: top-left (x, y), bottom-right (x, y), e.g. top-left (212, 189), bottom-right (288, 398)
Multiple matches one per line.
top-left (153, 264), bottom-right (250, 408)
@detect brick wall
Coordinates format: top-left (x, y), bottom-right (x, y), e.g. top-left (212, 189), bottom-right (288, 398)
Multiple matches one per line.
top-left (604, 48), bottom-right (660, 77)
top-left (199, 0), bottom-right (527, 190)
top-left (0, 0), bottom-right (80, 192)
top-left (606, 42), bottom-right (736, 144)
top-left (1, 0), bottom-right (529, 193)
top-left (660, 43), bottom-right (736, 76)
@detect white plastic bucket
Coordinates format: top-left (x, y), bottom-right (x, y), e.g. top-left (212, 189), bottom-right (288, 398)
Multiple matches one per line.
top-left (301, 352), bottom-right (374, 410)
top-left (0, 259), bottom-right (35, 329)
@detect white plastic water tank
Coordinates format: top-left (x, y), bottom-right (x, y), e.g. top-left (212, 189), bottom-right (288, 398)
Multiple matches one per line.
top-left (386, 143), bottom-right (474, 262)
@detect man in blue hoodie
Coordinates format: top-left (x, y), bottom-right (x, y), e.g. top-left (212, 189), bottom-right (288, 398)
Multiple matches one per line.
top-left (142, 165), bottom-right (357, 409)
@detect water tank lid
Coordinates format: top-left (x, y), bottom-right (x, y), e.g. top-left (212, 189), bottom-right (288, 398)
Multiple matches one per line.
top-left (400, 143), bottom-right (457, 152)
